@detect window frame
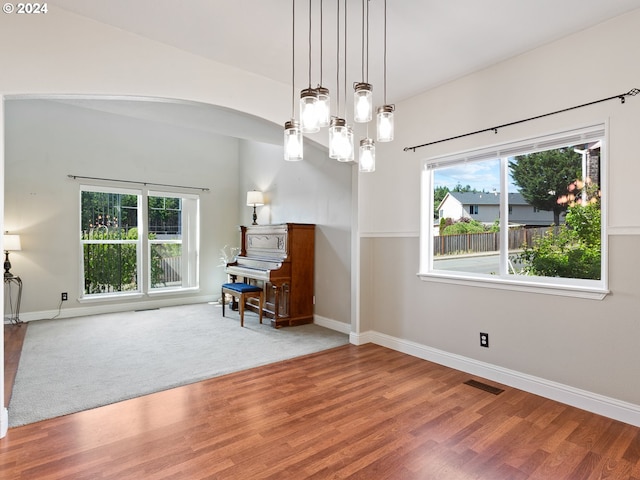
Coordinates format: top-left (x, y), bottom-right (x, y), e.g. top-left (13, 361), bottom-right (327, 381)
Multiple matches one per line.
top-left (419, 124), bottom-right (609, 300)
top-left (79, 185), bottom-right (143, 299)
top-left (146, 190), bottom-right (200, 294)
top-left (79, 185), bottom-right (200, 301)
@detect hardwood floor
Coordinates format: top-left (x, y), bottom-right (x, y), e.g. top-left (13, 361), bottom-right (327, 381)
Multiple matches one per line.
top-left (2, 327), bottom-right (640, 479)
top-left (3, 323), bottom-right (27, 406)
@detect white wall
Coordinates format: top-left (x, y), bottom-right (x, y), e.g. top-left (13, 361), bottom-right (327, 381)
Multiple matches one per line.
top-left (357, 8), bottom-right (640, 424)
top-left (4, 99), bottom-right (241, 317)
top-left (237, 140), bottom-right (352, 325)
top-left (0, 7), bottom-right (353, 435)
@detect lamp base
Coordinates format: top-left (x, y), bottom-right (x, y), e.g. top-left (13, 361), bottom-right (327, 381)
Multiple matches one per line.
top-left (4, 251), bottom-right (13, 277)
top-left (252, 206), bottom-right (258, 225)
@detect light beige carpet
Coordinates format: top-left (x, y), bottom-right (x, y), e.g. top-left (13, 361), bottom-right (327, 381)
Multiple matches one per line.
top-left (9, 303), bottom-right (349, 427)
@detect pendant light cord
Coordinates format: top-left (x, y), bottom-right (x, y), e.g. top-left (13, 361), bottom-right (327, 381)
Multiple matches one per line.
top-left (344, 0), bottom-right (348, 119)
top-left (308, 0), bottom-right (312, 88)
top-left (361, 0), bottom-right (365, 82)
top-left (320, 0), bottom-right (323, 86)
top-left (291, 0), bottom-right (296, 119)
top-left (336, 0), bottom-right (340, 116)
top-left (383, 0), bottom-right (387, 104)
top-left (366, 0), bottom-right (369, 84)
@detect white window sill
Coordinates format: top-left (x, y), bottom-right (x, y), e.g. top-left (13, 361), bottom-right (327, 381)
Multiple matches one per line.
top-left (78, 287), bottom-right (199, 302)
top-left (417, 272), bottom-right (609, 300)
top-left (78, 292), bottom-right (145, 303)
top-left (147, 286), bottom-right (199, 296)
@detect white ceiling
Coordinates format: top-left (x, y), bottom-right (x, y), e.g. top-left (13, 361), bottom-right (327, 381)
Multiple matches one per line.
top-left (51, 0), bottom-right (640, 103)
top-left (42, 0), bottom-right (640, 144)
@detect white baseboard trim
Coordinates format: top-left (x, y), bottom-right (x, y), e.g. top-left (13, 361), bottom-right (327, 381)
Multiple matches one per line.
top-left (358, 330), bottom-right (640, 427)
top-left (349, 330), bottom-right (375, 345)
top-left (313, 315), bottom-right (351, 334)
top-left (1, 407), bottom-right (7, 438)
top-left (14, 295), bottom-right (217, 323)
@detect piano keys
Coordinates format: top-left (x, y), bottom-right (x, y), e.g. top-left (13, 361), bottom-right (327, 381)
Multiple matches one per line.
top-left (225, 223), bottom-right (315, 327)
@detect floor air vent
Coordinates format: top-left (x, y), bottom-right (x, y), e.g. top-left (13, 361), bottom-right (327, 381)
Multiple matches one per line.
top-left (464, 379), bottom-right (504, 395)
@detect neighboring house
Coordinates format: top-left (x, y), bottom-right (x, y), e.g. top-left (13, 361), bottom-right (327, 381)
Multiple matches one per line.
top-left (436, 191), bottom-right (555, 227)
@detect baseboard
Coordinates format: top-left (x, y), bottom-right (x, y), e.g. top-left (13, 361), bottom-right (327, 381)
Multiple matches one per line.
top-left (359, 330), bottom-right (640, 428)
top-left (349, 330), bottom-right (375, 345)
top-left (14, 295), bottom-right (217, 323)
top-left (313, 314), bottom-right (351, 334)
top-left (1, 407), bottom-right (7, 438)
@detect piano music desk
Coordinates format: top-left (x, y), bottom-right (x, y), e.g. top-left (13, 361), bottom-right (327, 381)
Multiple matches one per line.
top-left (221, 283), bottom-right (264, 327)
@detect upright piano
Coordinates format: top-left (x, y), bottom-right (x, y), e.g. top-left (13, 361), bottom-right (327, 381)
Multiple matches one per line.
top-left (225, 223), bottom-right (315, 327)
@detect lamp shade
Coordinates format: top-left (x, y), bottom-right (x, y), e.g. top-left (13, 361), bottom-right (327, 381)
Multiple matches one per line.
top-left (359, 138), bottom-right (376, 173)
top-left (3, 234), bottom-right (21, 252)
top-left (354, 82), bottom-right (373, 123)
top-left (284, 120), bottom-right (303, 161)
top-left (376, 105), bottom-right (395, 142)
top-left (246, 191), bottom-right (265, 207)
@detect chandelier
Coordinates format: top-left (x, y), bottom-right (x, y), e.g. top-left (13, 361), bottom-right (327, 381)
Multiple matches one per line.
top-left (284, 0), bottom-right (395, 173)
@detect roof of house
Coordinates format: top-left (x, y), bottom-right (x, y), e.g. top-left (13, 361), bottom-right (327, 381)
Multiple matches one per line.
top-left (447, 191), bottom-right (530, 206)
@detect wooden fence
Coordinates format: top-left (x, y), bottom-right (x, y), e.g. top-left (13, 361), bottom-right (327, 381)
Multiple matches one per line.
top-left (434, 226), bottom-right (557, 256)
top-left (156, 256), bottom-right (181, 285)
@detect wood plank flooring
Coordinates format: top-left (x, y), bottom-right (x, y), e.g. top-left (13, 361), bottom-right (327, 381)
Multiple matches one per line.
top-left (3, 323), bottom-right (27, 406)
top-left (2, 325), bottom-right (640, 479)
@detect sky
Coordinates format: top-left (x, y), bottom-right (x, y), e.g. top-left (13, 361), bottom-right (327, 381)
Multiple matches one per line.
top-left (434, 159), bottom-right (519, 193)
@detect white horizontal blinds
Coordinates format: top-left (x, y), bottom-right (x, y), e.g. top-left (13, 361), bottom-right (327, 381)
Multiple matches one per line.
top-left (424, 124), bottom-right (605, 170)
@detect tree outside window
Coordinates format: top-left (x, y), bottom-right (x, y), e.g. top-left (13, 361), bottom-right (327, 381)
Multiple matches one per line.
top-left (421, 125), bottom-right (605, 295)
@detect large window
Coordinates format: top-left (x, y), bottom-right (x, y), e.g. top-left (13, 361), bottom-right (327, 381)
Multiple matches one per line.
top-left (420, 125), bottom-right (607, 298)
top-left (80, 186), bottom-right (199, 298)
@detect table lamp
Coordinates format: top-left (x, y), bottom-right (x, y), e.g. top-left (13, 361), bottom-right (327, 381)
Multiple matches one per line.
top-left (246, 191), bottom-right (265, 225)
top-left (4, 233), bottom-right (22, 278)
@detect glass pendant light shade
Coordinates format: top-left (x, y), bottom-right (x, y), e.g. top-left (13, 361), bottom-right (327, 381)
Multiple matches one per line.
top-left (329, 118), bottom-right (353, 161)
top-left (376, 105), bottom-right (395, 142)
top-left (284, 120), bottom-right (303, 161)
top-left (300, 88), bottom-right (320, 133)
top-left (353, 82), bottom-right (373, 123)
top-left (315, 86), bottom-right (331, 128)
top-left (359, 138), bottom-right (375, 172)
top-left (339, 126), bottom-right (354, 162)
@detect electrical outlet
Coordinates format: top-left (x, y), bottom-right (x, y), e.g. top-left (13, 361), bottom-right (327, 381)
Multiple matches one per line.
top-left (480, 332), bottom-right (489, 348)
top-left (61, 292), bottom-right (68, 301)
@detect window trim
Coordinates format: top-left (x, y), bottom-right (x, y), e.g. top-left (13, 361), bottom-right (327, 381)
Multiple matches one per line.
top-left (146, 190), bottom-right (200, 293)
top-left (79, 185), bottom-right (200, 300)
top-left (80, 185), bottom-right (143, 299)
top-left (419, 123), bottom-right (609, 300)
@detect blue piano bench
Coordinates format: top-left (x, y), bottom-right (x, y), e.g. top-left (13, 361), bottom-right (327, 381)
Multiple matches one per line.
top-left (221, 283), bottom-right (264, 327)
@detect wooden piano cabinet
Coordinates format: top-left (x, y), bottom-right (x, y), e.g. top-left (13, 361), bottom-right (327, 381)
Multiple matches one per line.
top-left (226, 223), bottom-right (315, 328)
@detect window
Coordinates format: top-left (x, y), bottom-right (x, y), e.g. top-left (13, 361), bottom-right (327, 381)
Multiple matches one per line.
top-left (80, 186), bottom-right (199, 298)
top-left (148, 192), bottom-right (199, 291)
top-left (420, 124), bottom-right (607, 299)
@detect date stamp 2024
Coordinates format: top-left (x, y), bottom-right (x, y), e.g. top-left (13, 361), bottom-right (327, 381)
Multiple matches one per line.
top-left (3, 3), bottom-right (48, 14)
